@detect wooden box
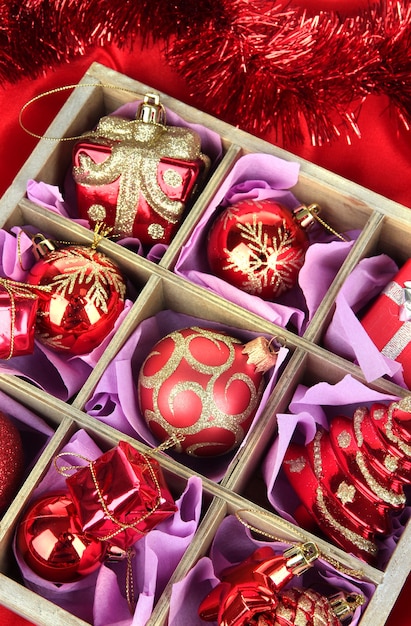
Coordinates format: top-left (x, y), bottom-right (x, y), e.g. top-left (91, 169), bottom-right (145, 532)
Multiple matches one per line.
top-left (0, 62), bottom-right (410, 626)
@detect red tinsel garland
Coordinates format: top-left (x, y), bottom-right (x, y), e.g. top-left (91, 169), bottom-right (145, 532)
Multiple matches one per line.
top-left (1, 0), bottom-right (411, 145)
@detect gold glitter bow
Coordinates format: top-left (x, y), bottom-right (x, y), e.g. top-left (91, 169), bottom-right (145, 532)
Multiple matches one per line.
top-left (73, 114), bottom-right (210, 236)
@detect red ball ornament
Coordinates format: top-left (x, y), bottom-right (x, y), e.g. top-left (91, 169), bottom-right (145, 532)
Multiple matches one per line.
top-left (27, 233), bottom-right (126, 355)
top-left (207, 199), bottom-right (318, 300)
top-left (16, 493), bottom-right (105, 583)
top-left (138, 327), bottom-right (273, 457)
top-left (0, 411), bottom-right (24, 514)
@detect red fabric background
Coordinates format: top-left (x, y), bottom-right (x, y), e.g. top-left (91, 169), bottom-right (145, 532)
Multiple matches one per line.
top-left (0, 14), bottom-right (410, 626)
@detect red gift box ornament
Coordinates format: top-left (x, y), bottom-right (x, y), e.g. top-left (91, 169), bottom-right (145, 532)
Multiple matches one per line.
top-left (73, 93), bottom-right (210, 246)
top-left (0, 277), bottom-right (40, 359)
top-left (283, 397), bottom-right (411, 563)
top-left (56, 440), bottom-right (177, 550)
top-left (361, 259), bottom-right (411, 388)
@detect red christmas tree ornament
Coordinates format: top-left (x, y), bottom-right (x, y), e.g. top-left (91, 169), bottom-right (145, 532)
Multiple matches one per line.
top-left (26, 229), bottom-right (126, 355)
top-left (283, 397), bottom-right (411, 563)
top-left (138, 327), bottom-right (277, 457)
top-left (60, 440), bottom-right (177, 550)
top-left (207, 200), bottom-right (319, 300)
top-left (16, 492), bottom-right (105, 583)
top-left (72, 93), bottom-right (210, 246)
top-left (0, 411), bottom-right (24, 514)
top-left (361, 259), bottom-right (411, 389)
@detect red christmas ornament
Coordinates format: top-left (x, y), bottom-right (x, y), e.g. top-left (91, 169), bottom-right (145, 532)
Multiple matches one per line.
top-left (207, 200), bottom-right (318, 300)
top-left (361, 258), bottom-right (411, 389)
top-left (0, 278), bottom-right (39, 360)
top-left (283, 397), bottom-right (411, 563)
top-left (0, 411), bottom-right (24, 514)
top-left (138, 327), bottom-right (276, 457)
top-left (62, 440), bottom-right (177, 550)
top-left (16, 492), bottom-right (105, 583)
top-left (73, 93), bottom-right (210, 246)
top-left (198, 543), bottom-right (320, 625)
top-left (26, 231), bottom-right (126, 355)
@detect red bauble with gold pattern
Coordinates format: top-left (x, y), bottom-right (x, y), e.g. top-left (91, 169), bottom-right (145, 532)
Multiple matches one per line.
top-left (27, 235), bottom-right (126, 355)
top-left (138, 327), bottom-right (270, 457)
top-left (207, 200), bottom-right (317, 300)
top-left (0, 411), bottom-right (24, 514)
top-left (16, 493), bottom-right (105, 583)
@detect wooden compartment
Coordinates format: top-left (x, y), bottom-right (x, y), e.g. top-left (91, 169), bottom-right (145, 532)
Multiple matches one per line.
top-left (0, 61), bottom-right (410, 625)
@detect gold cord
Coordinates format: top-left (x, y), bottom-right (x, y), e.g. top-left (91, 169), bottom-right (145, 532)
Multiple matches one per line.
top-left (19, 82), bottom-right (147, 142)
top-left (307, 204), bottom-right (350, 242)
top-left (235, 508), bottom-right (364, 579)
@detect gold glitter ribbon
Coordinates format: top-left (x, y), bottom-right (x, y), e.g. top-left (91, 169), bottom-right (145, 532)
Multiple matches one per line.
top-left (381, 280), bottom-right (411, 359)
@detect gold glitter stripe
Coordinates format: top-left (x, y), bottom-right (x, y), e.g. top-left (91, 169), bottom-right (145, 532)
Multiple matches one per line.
top-left (355, 451), bottom-right (405, 506)
top-left (316, 486), bottom-right (377, 557)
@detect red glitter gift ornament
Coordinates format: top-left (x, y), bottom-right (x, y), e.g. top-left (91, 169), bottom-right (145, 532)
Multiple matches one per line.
top-left (73, 93), bottom-right (210, 246)
top-left (26, 227), bottom-right (126, 355)
top-left (138, 327), bottom-right (278, 457)
top-left (59, 440), bottom-right (177, 550)
top-left (283, 397), bottom-right (411, 563)
top-left (207, 200), bottom-right (320, 300)
top-left (0, 411), bottom-right (24, 514)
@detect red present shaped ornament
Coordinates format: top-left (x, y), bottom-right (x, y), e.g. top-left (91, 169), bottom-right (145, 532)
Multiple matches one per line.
top-left (73, 93), bottom-right (210, 246)
top-left (0, 278), bottom-right (39, 359)
top-left (62, 441), bottom-right (177, 549)
top-left (361, 259), bottom-right (411, 388)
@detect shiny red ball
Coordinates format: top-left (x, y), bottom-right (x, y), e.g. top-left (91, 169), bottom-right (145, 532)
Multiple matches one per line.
top-left (16, 493), bottom-right (105, 583)
top-left (138, 327), bottom-right (264, 457)
top-left (27, 245), bottom-right (126, 355)
top-left (0, 411), bottom-right (23, 514)
top-left (207, 199), bottom-right (309, 299)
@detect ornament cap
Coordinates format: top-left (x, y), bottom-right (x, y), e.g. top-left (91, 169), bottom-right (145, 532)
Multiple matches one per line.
top-left (292, 203), bottom-right (320, 230)
top-left (31, 233), bottom-right (57, 259)
top-left (329, 591), bottom-right (365, 620)
top-left (242, 336), bottom-right (284, 373)
top-left (136, 93), bottom-right (166, 125)
top-left (283, 541), bottom-right (319, 575)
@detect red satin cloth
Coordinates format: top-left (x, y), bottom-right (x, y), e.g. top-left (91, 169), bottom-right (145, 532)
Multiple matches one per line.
top-left (0, 27), bottom-right (410, 626)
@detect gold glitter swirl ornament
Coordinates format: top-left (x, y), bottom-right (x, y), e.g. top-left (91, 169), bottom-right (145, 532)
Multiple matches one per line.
top-left (137, 327), bottom-right (277, 457)
top-left (73, 93), bottom-right (210, 245)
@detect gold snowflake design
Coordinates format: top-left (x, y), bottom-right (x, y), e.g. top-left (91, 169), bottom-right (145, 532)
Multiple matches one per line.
top-left (223, 215), bottom-right (305, 295)
top-left (44, 247), bottom-right (126, 314)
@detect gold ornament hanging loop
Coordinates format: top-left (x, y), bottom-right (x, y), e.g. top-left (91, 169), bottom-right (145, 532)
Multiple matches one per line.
top-left (19, 82), bottom-right (148, 142)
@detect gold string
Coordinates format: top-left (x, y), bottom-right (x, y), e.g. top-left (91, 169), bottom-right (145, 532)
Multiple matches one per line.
top-left (125, 548), bottom-right (136, 614)
top-left (54, 434), bottom-right (184, 541)
top-left (306, 204), bottom-right (350, 242)
top-left (19, 82), bottom-right (147, 142)
top-left (235, 508), bottom-right (365, 579)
